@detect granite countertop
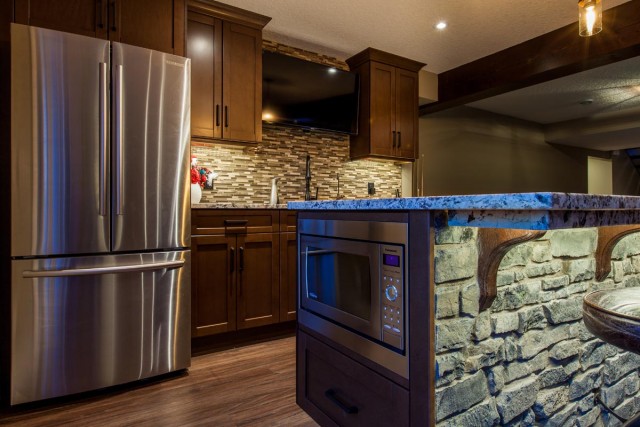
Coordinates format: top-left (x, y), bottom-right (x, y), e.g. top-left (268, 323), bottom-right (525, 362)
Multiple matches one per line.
top-left (192, 202), bottom-right (288, 209)
top-left (288, 192), bottom-right (640, 230)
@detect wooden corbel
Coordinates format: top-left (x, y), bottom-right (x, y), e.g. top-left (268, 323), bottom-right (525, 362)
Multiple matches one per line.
top-left (595, 225), bottom-right (640, 281)
top-left (477, 228), bottom-right (547, 311)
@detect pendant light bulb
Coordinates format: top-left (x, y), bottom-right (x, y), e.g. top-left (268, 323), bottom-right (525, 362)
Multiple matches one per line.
top-left (579, 0), bottom-right (603, 37)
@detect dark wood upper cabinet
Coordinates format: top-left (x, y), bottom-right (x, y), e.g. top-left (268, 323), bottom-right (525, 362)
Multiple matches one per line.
top-left (14, 0), bottom-right (185, 55)
top-left (14, 0), bottom-right (107, 39)
top-left (347, 48), bottom-right (424, 161)
top-left (187, 1), bottom-right (270, 144)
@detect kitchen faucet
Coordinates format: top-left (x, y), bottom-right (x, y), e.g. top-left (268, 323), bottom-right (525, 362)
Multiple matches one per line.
top-left (304, 155), bottom-right (317, 200)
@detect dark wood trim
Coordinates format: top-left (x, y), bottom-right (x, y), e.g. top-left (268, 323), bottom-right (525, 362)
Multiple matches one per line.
top-left (595, 225), bottom-right (640, 281)
top-left (187, 0), bottom-right (270, 30)
top-left (420, 0), bottom-right (640, 115)
top-left (346, 47), bottom-right (425, 72)
top-left (477, 229), bottom-right (547, 311)
top-left (408, 211), bottom-right (433, 426)
top-left (191, 320), bottom-right (295, 356)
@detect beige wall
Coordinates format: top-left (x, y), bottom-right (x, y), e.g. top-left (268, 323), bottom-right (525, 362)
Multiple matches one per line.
top-left (587, 156), bottom-right (612, 194)
top-left (418, 107), bottom-right (591, 195)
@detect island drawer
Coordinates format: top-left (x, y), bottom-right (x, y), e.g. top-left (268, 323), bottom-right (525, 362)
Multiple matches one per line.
top-left (191, 210), bottom-right (279, 235)
top-left (297, 331), bottom-right (409, 427)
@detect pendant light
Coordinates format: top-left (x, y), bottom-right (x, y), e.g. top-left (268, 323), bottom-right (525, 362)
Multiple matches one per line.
top-left (578, 0), bottom-right (603, 37)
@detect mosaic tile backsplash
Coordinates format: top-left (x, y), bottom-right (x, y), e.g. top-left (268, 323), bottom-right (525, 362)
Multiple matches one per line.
top-left (191, 40), bottom-right (403, 205)
top-left (192, 125), bottom-right (403, 204)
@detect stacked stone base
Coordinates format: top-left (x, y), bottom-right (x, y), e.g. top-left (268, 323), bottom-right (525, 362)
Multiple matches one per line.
top-left (434, 227), bottom-right (640, 426)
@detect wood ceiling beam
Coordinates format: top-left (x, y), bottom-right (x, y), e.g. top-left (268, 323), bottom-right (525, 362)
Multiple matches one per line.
top-left (420, 1), bottom-right (640, 115)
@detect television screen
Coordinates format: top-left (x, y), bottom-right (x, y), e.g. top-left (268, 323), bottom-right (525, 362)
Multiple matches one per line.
top-left (262, 51), bottom-right (359, 134)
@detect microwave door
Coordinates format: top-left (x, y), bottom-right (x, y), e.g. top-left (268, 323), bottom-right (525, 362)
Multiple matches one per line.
top-left (301, 236), bottom-right (380, 338)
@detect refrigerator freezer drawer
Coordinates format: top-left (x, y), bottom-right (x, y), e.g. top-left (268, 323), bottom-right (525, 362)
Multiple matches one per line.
top-left (11, 251), bottom-right (191, 405)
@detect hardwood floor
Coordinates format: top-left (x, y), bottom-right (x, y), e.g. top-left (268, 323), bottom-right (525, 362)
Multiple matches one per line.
top-left (0, 336), bottom-right (318, 426)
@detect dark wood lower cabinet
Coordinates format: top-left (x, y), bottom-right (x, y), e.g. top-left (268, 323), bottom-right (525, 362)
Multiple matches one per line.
top-left (297, 330), bottom-right (410, 427)
top-left (236, 233), bottom-right (279, 330)
top-left (192, 232), bottom-right (279, 336)
top-left (191, 209), bottom-right (296, 340)
top-left (191, 234), bottom-right (236, 336)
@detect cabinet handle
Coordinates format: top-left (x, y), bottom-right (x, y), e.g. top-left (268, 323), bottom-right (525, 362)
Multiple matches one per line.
top-left (215, 105), bottom-right (220, 127)
top-left (392, 131), bottom-right (396, 148)
top-left (224, 219), bottom-right (248, 226)
top-left (225, 106), bottom-right (229, 128)
top-left (109, 0), bottom-right (116, 32)
top-left (239, 246), bottom-right (244, 272)
top-left (397, 131), bottom-right (401, 148)
top-left (98, 0), bottom-right (104, 29)
top-left (325, 389), bottom-right (358, 415)
top-left (230, 247), bottom-right (235, 273)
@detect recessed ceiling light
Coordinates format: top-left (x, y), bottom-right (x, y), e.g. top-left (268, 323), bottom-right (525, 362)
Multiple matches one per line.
top-left (435, 21), bottom-right (447, 30)
top-left (328, 67), bottom-right (337, 74)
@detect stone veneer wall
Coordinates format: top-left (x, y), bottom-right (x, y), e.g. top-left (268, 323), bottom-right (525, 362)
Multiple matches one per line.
top-left (191, 41), bottom-right (403, 204)
top-left (434, 227), bottom-right (640, 426)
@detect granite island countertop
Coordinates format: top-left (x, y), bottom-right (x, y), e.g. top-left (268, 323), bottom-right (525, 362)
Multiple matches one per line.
top-left (192, 202), bottom-right (288, 209)
top-left (288, 192), bottom-right (640, 230)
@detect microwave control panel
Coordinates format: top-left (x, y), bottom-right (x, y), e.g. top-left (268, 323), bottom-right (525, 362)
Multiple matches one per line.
top-left (381, 245), bottom-right (404, 351)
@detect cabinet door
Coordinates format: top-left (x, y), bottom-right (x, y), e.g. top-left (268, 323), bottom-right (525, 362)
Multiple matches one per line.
top-left (394, 69), bottom-right (418, 159)
top-left (280, 232), bottom-right (297, 322)
top-left (14, 0), bottom-right (108, 39)
top-left (222, 22), bottom-right (262, 142)
top-left (113, 0), bottom-right (185, 55)
top-left (236, 233), bottom-right (279, 329)
top-left (187, 12), bottom-right (222, 139)
top-left (191, 235), bottom-right (237, 337)
top-left (369, 62), bottom-right (396, 157)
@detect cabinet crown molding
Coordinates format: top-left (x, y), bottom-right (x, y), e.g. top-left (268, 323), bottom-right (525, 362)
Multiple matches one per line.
top-left (188, 0), bottom-right (271, 29)
top-left (346, 48), bottom-right (425, 73)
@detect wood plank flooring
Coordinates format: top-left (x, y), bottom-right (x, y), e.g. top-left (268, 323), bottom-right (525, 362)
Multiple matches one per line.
top-left (0, 336), bottom-right (318, 426)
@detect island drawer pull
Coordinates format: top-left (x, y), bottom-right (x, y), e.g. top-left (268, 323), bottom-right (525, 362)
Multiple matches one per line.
top-left (325, 389), bottom-right (358, 415)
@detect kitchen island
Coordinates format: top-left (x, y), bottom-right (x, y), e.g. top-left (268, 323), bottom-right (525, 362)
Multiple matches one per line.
top-left (289, 193), bottom-right (640, 427)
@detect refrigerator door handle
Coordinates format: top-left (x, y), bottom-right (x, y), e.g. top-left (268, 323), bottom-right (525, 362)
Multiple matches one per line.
top-left (22, 260), bottom-right (185, 278)
top-left (99, 62), bottom-right (108, 217)
top-left (115, 64), bottom-right (124, 215)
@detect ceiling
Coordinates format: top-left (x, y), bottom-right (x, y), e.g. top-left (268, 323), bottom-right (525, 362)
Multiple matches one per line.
top-left (219, 0), bottom-right (630, 74)
top-left (220, 0), bottom-right (638, 151)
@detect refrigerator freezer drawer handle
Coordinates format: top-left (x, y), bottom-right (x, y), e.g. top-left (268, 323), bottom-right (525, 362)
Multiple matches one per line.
top-left (22, 260), bottom-right (185, 278)
top-left (99, 62), bottom-right (108, 216)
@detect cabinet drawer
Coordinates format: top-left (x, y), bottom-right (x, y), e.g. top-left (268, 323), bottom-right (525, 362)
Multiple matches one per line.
top-left (297, 331), bottom-right (409, 427)
top-left (279, 210), bottom-right (297, 232)
top-left (192, 210), bottom-right (278, 235)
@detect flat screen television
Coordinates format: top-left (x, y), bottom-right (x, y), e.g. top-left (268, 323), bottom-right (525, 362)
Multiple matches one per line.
top-left (262, 51), bottom-right (359, 135)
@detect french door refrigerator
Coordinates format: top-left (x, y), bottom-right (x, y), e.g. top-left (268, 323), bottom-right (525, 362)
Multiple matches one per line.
top-left (10, 24), bottom-right (191, 405)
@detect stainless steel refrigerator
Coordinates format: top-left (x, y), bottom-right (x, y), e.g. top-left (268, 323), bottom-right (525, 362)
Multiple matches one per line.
top-left (10, 24), bottom-right (191, 405)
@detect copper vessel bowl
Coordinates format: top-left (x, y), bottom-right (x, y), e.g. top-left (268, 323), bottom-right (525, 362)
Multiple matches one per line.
top-left (583, 288), bottom-right (640, 355)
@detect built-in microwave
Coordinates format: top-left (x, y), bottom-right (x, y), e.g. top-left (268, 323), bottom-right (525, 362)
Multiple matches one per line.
top-left (298, 218), bottom-right (409, 379)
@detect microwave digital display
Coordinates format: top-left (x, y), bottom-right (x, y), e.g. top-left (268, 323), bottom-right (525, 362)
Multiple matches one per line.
top-left (383, 254), bottom-right (400, 267)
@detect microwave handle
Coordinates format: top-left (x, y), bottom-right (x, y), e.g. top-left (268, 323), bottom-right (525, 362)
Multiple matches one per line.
top-left (306, 249), bottom-right (335, 256)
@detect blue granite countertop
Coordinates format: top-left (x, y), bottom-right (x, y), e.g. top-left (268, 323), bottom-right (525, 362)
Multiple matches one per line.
top-left (287, 193), bottom-right (640, 230)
